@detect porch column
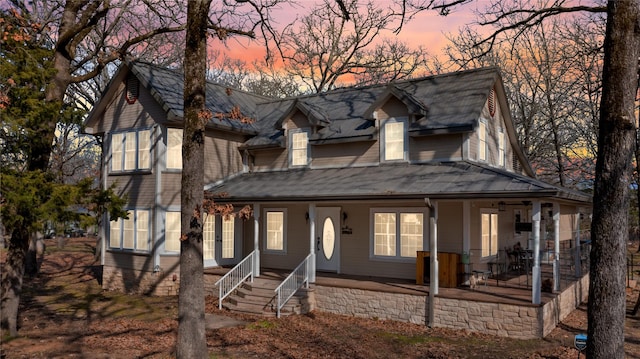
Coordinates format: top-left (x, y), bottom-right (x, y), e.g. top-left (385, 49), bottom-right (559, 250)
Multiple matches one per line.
top-left (553, 203), bottom-right (560, 292)
top-left (425, 198), bottom-right (438, 328)
top-left (253, 203), bottom-right (260, 277)
top-left (308, 204), bottom-right (316, 283)
top-left (462, 201), bottom-right (471, 282)
top-left (574, 211), bottom-right (582, 277)
top-left (532, 201), bottom-right (541, 304)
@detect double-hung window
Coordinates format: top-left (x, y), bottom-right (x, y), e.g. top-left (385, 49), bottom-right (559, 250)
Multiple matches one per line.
top-left (478, 119), bottom-right (487, 162)
top-left (109, 209), bottom-right (149, 251)
top-left (264, 209), bottom-right (286, 253)
top-left (498, 128), bottom-right (505, 167)
top-left (110, 129), bottom-right (151, 172)
top-left (166, 128), bottom-right (183, 170)
top-left (382, 118), bottom-right (406, 161)
top-left (371, 208), bottom-right (425, 259)
top-left (481, 210), bottom-right (498, 258)
top-left (165, 211), bottom-right (181, 252)
top-left (289, 129), bottom-right (309, 167)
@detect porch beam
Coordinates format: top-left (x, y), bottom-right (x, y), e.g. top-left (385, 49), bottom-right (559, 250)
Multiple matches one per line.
top-left (553, 203), bottom-right (560, 292)
top-left (253, 203), bottom-right (260, 277)
top-left (532, 201), bottom-right (541, 304)
top-left (308, 204), bottom-right (316, 283)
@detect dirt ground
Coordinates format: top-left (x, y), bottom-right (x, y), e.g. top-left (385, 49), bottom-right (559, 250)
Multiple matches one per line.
top-left (1, 237), bottom-right (639, 358)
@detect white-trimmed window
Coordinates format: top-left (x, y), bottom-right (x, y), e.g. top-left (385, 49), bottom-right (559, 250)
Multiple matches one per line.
top-left (167, 128), bottom-right (183, 170)
top-left (109, 209), bottom-right (149, 251)
top-left (165, 211), bottom-right (181, 252)
top-left (371, 208), bottom-right (425, 259)
top-left (382, 119), bottom-right (406, 161)
top-left (478, 119), bottom-right (487, 161)
top-left (203, 214), bottom-right (215, 261)
top-left (222, 216), bottom-right (235, 258)
top-left (498, 128), bottom-right (505, 167)
top-left (289, 129), bottom-right (309, 167)
top-left (481, 210), bottom-right (498, 257)
top-left (264, 209), bottom-right (286, 252)
top-left (110, 129), bottom-right (151, 172)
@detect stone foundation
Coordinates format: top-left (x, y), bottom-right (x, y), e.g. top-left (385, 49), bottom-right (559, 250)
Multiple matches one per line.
top-left (313, 286), bottom-right (428, 324)
top-left (542, 274), bottom-right (589, 336)
top-left (102, 265), bottom-right (180, 296)
top-left (313, 274), bottom-right (589, 339)
top-left (102, 266), bottom-right (223, 296)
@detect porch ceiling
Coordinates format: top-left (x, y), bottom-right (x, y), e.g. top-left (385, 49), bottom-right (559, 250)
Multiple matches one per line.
top-left (206, 161), bottom-right (591, 204)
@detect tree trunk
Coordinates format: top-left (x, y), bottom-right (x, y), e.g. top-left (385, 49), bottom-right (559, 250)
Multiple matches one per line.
top-left (587, 1), bottom-right (639, 358)
top-left (176, 0), bottom-right (212, 357)
top-left (0, 227), bottom-right (30, 337)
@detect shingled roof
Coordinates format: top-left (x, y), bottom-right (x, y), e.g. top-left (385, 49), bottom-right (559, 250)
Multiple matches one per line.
top-left (120, 61), bottom-right (501, 147)
top-left (205, 161), bottom-right (591, 203)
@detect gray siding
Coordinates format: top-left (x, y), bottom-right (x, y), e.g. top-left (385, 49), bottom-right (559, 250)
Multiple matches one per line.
top-left (96, 81), bottom-right (167, 133)
top-left (311, 141), bottom-right (379, 168)
top-left (107, 175), bottom-right (156, 207)
top-left (251, 148), bottom-right (287, 172)
top-left (104, 251), bottom-right (154, 271)
top-left (410, 134), bottom-right (463, 163)
top-left (204, 131), bottom-right (245, 183)
top-left (160, 172), bottom-right (182, 207)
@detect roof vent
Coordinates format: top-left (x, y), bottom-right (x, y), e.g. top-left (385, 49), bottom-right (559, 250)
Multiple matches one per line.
top-left (488, 88), bottom-right (496, 117)
top-left (126, 76), bottom-right (139, 104)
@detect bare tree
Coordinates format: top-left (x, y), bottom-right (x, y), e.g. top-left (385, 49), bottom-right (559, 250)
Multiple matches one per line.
top-left (207, 54), bottom-right (302, 97)
top-left (279, 0), bottom-right (428, 92)
top-left (444, 15), bottom-right (603, 189)
top-left (179, 1), bottom-right (211, 356)
top-left (436, 0), bottom-right (634, 357)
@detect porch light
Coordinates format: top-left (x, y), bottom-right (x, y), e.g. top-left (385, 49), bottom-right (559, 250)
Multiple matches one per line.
top-left (498, 201), bottom-right (506, 212)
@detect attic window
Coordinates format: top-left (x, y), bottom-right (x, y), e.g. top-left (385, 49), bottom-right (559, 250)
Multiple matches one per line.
top-left (126, 76), bottom-right (139, 104)
top-left (488, 88), bottom-right (496, 117)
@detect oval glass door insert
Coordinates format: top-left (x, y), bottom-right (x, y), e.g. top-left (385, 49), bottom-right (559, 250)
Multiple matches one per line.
top-left (322, 217), bottom-right (335, 260)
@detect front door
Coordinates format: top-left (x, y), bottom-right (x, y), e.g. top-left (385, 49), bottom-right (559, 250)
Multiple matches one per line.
top-left (216, 215), bottom-right (241, 266)
top-left (316, 207), bottom-right (340, 272)
top-left (203, 214), bottom-right (242, 267)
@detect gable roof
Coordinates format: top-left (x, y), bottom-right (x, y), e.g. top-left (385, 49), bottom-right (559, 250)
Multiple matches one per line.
top-left (205, 161), bottom-right (591, 204)
top-left (84, 61), bottom-right (533, 176)
top-left (87, 61), bottom-right (501, 140)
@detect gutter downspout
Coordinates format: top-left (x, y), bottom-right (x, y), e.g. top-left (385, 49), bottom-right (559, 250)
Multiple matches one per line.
top-left (425, 198), bottom-right (438, 327)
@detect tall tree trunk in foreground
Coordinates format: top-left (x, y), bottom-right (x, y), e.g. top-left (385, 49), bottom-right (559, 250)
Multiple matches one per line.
top-left (587, 0), bottom-right (639, 357)
top-left (0, 228), bottom-right (30, 336)
top-left (177, 0), bottom-right (212, 357)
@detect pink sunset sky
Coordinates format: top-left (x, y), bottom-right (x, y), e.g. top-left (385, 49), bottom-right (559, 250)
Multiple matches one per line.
top-left (216, 1), bottom-right (480, 65)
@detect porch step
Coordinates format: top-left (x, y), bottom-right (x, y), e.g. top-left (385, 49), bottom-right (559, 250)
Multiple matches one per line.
top-left (221, 277), bottom-right (304, 317)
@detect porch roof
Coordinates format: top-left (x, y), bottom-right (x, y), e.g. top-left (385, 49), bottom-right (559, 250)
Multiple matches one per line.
top-left (205, 161), bottom-right (591, 204)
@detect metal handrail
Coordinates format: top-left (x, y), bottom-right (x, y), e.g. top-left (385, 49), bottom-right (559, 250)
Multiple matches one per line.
top-left (274, 254), bottom-right (311, 318)
top-left (215, 250), bottom-right (256, 309)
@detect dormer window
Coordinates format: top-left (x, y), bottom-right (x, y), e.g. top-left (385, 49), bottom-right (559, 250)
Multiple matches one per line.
top-left (382, 118), bottom-right (407, 162)
top-left (289, 129), bottom-right (309, 167)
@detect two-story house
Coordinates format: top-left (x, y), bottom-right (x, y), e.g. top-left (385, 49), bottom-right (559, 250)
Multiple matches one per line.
top-left (85, 61), bottom-right (591, 337)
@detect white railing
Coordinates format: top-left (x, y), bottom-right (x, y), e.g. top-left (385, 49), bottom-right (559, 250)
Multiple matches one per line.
top-left (275, 254), bottom-right (312, 318)
top-left (215, 251), bottom-right (256, 309)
